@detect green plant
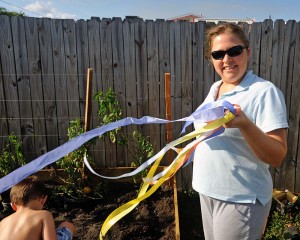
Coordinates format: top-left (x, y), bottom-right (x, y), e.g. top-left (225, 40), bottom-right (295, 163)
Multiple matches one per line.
top-left (294, 212), bottom-right (300, 233)
top-left (55, 119), bottom-right (102, 198)
top-left (264, 210), bottom-right (290, 239)
top-left (94, 88), bottom-right (154, 182)
top-left (0, 134), bottom-right (26, 178)
top-left (130, 131), bottom-right (154, 183)
top-left (264, 198), bottom-right (300, 239)
top-left (94, 87), bottom-right (122, 143)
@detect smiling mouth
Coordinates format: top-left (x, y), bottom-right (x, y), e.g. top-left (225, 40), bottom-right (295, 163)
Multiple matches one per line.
top-left (223, 65), bottom-right (237, 70)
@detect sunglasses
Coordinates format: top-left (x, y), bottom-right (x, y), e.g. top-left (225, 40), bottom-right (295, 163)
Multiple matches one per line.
top-left (211, 45), bottom-right (247, 60)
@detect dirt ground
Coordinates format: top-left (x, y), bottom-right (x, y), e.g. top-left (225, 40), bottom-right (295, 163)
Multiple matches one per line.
top-left (0, 181), bottom-right (205, 240)
top-left (53, 182), bottom-right (176, 240)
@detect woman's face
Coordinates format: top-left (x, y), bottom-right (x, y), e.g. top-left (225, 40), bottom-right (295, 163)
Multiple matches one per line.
top-left (210, 32), bottom-right (250, 85)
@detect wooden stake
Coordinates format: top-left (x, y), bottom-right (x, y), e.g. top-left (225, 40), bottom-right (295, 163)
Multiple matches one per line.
top-left (164, 72), bottom-right (173, 186)
top-left (164, 72), bottom-right (172, 159)
top-left (84, 68), bottom-right (93, 132)
top-left (165, 73), bottom-right (180, 239)
top-left (83, 68), bottom-right (93, 179)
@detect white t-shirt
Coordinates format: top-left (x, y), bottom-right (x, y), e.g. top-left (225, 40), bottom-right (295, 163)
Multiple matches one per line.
top-left (192, 71), bottom-right (288, 205)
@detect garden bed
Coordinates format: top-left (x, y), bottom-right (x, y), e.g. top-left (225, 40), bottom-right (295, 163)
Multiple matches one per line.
top-left (4, 169), bottom-right (299, 239)
top-left (45, 166), bottom-right (179, 239)
top-left (51, 181), bottom-right (176, 240)
top-left (16, 169), bottom-right (300, 239)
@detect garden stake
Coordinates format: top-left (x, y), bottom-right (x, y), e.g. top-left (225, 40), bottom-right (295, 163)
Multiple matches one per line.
top-left (83, 68), bottom-right (93, 179)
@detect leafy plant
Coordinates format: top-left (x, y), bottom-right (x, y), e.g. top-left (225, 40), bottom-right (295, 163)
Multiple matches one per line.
top-left (55, 119), bottom-right (102, 199)
top-left (264, 198), bottom-right (300, 239)
top-left (0, 134), bottom-right (26, 178)
top-left (54, 87), bottom-right (154, 198)
top-left (130, 131), bottom-right (154, 183)
top-left (94, 88), bottom-right (154, 182)
top-left (94, 87), bottom-right (122, 143)
top-left (264, 210), bottom-right (290, 239)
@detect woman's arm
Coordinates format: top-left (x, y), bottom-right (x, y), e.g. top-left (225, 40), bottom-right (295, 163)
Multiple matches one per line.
top-left (224, 106), bottom-right (288, 167)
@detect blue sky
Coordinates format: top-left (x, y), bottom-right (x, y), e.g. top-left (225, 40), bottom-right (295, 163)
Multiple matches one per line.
top-left (1, 0), bottom-right (300, 22)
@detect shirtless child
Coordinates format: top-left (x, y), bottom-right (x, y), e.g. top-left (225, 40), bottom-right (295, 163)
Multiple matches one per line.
top-left (0, 176), bottom-right (75, 240)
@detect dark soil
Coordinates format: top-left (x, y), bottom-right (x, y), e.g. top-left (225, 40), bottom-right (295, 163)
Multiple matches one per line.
top-left (0, 181), bottom-right (205, 240)
top-left (3, 179), bottom-right (300, 240)
top-left (177, 191), bottom-right (204, 239)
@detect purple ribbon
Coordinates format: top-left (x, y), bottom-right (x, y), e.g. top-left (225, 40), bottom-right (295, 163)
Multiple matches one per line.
top-left (0, 100), bottom-right (235, 194)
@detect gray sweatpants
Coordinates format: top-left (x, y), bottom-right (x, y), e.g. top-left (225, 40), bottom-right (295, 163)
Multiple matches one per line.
top-left (199, 194), bottom-right (271, 240)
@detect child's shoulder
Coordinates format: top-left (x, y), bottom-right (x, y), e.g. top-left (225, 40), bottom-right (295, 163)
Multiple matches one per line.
top-left (21, 208), bottom-right (54, 221)
top-left (34, 209), bottom-right (54, 218)
top-left (0, 211), bottom-right (17, 226)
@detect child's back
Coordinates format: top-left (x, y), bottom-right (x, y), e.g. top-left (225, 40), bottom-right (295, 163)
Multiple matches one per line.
top-left (0, 207), bottom-right (57, 240)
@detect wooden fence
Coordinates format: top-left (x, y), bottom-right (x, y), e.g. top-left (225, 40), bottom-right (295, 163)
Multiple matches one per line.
top-left (0, 15), bottom-right (299, 192)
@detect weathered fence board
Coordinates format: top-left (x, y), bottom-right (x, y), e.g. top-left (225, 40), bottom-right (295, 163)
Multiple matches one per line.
top-left (282, 21), bottom-right (297, 118)
top-left (271, 20), bottom-right (289, 189)
top-left (86, 18), bottom-right (104, 167)
top-left (169, 21), bottom-right (182, 138)
top-left (285, 22), bottom-right (300, 191)
top-left (11, 16), bottom-right (35, 161)
top-left (123, 18), bottom-right (136, 167)
top-left (270, 19), bottom-right (284, 88)
top-left (248, 22), bottom-right (261, 75)
top-left (147, 20), bottom-right (161, 157)
top-left (111, 17), bottom-right (125, 167)
top-left (24, 17), bottom-right (47, 158)
top-left (260, 19), bottom-right (273, 81)
top-left (0, 15), bottom-right (8, 150)
top-left (76, 19), bottom-right (89, 119)
top-left (0, 49), bottom-right (8, 151)
top-left (64, 19), bottom-right (81, 124)
top-left (192, 21), bottom-right (205, 109)
top-left (37, 18), bottom-right (59, 151)
top-left (134, 20), bottom-right (148, 119)
top-left (158, 20), bottom-right (169, 156)
top-left (51, 19), bottom-right (69, 145)
top-left (98, 18), bottom-right (115, 167)
top-left (134, 19), bottom-right (150, 169)
top-left (87, 18), bottom-right (101, 128)
top-left (0, 16), bottom-right (300, 192)
top-left (0, 16), bottom-right (21, 140)
top-left (178, 21), bottom-right (194, 189)
top-left (202, 22), bottom-right (216, 98)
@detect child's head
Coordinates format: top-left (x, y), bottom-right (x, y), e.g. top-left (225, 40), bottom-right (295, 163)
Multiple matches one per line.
top-left (10, 176), bottom-right (48, 206)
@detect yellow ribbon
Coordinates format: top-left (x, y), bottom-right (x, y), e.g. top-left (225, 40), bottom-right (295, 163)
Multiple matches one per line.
top-left (100, 112), bottom-right (235, 239)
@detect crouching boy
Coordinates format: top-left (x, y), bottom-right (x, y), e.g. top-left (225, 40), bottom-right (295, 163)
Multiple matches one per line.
top-left (0, 176), bottom-right (75, 240)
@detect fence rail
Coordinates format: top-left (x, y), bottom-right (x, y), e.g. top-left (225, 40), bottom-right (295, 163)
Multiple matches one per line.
top-left (0, 15), bottom-right (299, 192)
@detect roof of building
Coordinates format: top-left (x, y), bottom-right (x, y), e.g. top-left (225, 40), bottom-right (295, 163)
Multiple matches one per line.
top-left (167, 13), bottom-right (204, 22)
top-left (168, 13), bottom-right (255, 24)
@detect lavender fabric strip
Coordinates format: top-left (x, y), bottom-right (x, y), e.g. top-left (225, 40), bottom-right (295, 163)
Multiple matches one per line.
top-left (0, 100), bottom-right (234, 194)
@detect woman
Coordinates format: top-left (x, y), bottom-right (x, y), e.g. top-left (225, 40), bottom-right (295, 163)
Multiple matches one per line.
top-left (192, 23), bottom-right (288, 239)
